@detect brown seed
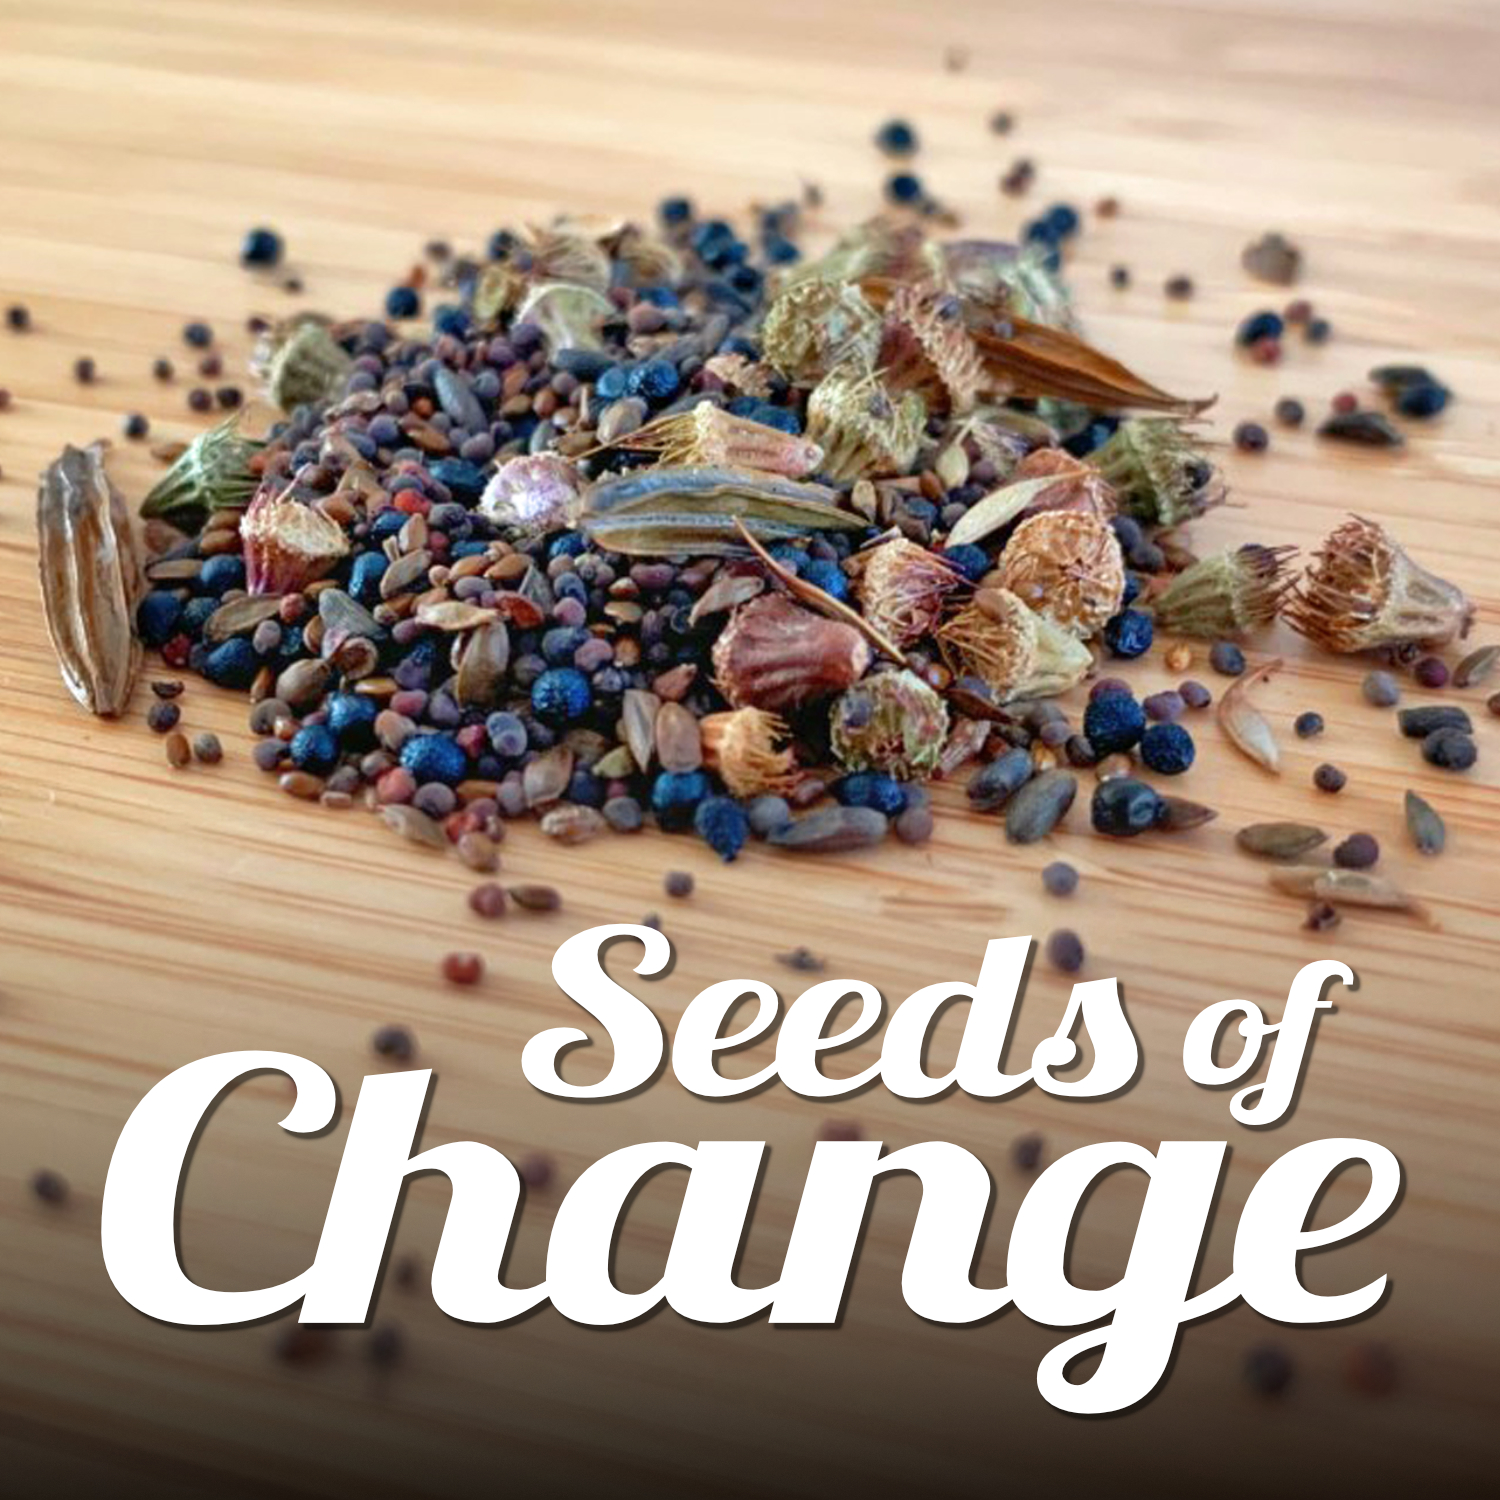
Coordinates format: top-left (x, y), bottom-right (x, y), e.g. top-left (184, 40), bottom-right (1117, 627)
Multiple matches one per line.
top-left (766, 806), bottom-right (889, 852)
top-left (1304, 901), bottom-right (1342, 932)
top-left (1164, 643), bottom-right (1192, 672)
top-left (621, 688), bottom-right (660, 773)
top-left (1453, 644), bottom-right (1500, 689)
top-left (441, 951), bottom-right (484, 987)
top-left (279, 770), bottom-right (324, 799)
top-left (380, 804), bottom-right (448, 849)
top-left (1155, 795), bottom-right (1218, 832)
top-left (1236, 822), bottom-right (1329, 860)
top-left (192, 732), bottom-right (223, 764)
top-left (468, 882), bottom-right (507, 918)
top-left (1218, 658), bottom-right (1282, 773)
top-left (1403, 790), bottom-right (1445, 855)
top-left (654, 701), bottom-right (702, 772)
top-left (456, 831), bottom-right (499, 872)
top-left (540, 805), bottom-right (607, 844)
top-left (1005, 770), bottom-right (1078, 844)
top-left (1095, 753), bottom-right (1133, 781)
top-left (164, 731), bottom-right (191, 768)
top-left (509, 883), bottom-right (562, 912)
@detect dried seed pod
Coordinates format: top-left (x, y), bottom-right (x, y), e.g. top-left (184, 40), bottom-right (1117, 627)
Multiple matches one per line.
top-left (804, 362), bottom-right (927, 482)
top-left (253, 316), bottom-right (354, 412)
top-left (1287, 517), bottom-right (1471, 653)
top-left (139, 414), bottom-right (265, 530)
top-left (1269, 865), bottom-right (1422, 913)
top-left (875, 281), bottom-right (987, 413)
top-left (454, 621), bottom-right (511, 707)
top-left (514, 281), bottom-right (614, 354)
top-left (478, 454), bottom-right (583, 538)
top-left (760, 276), bottom-right (882, 383)
top-left (700, 708), bottom-right (799, 797)
top-left (606, 401), bottom-right (824, 479)
top-left (711, 594), bottom-right (871, 711)
top-left (847, 537), bottom-right (963, 646)
top-left (1236, 823), bottom-right (1329, 860)
top-left (1009, 447), bottom-right (1118, 522)
top-left (829, 669), bottom-right (950, 779)
top-left (654, 701), bottom-right (703, 772)
top-left (995, 510), bottom-right (1125, 638)
top-left (1403, 791), bottom-right (1445, 855)
top-left (36, 443), bottom-right (142, 716)
top-left (473, 227), bottom-right (612, 322)
top-left (937, 588), bottom-right (1091, 702)
top-left (1150, 545), bottom-right (1297, 638)
top-left (1218, 657), bottom-right (1282, 773)
top-left (620, 688), bottom-right (660, 772)
top-left (1088, 419), bottom-right (1223, 527)
top-left (241, 487), bottom-right (350, 595)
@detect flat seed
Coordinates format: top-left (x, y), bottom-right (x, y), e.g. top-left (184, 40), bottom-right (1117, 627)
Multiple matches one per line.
top-left (540, 805), bottom-right (607, 844)
top-left (1156, 795), bottom-right (1218, 831)
top-left (456, 832), bottom-right (500, 872)
top-left (509, 883), bottom-right (562, 912)
top-left (654, 701), bottom-right (702, 772)
top-left (621, 688), bottom-right (659, 772)
top-left (1404, 791), bottom-right (1445, 855)
top-left (1005, 769), bottom-right (1078, 844)
top-left (1268, 865), bottom-right (1420, 912)
top-left (379, 804), bottom-right (448, 848)
top-left (1236, 822), bottom-right (1329, 860)
top-left (766, 805), bottom-right (889, 852)
top-left (1217, 658), bottom-right (1281, 773)
top-left (523, 745), bottom-right (574, 808)
top-left (276, 657), bottom-right (331, 709)
top-left (164, 731), bottom-right (191, 768)
top-left (204, 594), bottom-right (285, 642)
top-left (380, 550), bottom-right (432, 598)
top-left (1453, 645), bottom-right (1500, 689)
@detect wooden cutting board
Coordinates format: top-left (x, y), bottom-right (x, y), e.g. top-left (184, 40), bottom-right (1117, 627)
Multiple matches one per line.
top-left (1, 0), bottom-right (1497, 1494)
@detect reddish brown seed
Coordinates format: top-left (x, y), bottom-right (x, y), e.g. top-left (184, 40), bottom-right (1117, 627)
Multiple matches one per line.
top-left (1304, 900), bottom-right (1342, 932)
top-left (508, 883), bottom-right (561, 912)
top-left (1413, 655), bottom-right (1449, 689)
top-left (164, 731), bottom-right (191, 768)
top-left (441, 951), bottom-right (484, 986)
top-left (819, 1119), bottom-right (864, 1142)
top-left (1331, 391), bottom-right (1359, 415)
top-left (1012, 1132), bottom-right (1045, 1171)
top-left (274, 1325), bottom-right (333, 1367)
top-left (1345, 1342), bottom-right (1398, 1397)
top-left (468, 882), bottom-right (507, 918)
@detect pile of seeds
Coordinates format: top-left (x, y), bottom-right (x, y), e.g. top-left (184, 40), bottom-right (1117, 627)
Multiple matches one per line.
top-left (27, 123), bottom-right (1491, 929)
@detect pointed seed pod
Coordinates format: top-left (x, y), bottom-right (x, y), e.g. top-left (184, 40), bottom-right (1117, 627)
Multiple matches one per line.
top-left (996, 510), bottom-right (1125, 638)
top-left (1150, 544), bottom-right (1298, 638)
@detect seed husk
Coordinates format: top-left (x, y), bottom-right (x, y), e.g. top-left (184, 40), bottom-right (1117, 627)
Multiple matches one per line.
top-left (1404, 790), bottom-right (1445, 855)
top-left (523, 745), bottom-right (574, 807)
top-left (1397, 704), bottom-right (1471, 738)
top-left (621, 688), bottom-right (660, 772)
top-left (540, 805), bottom-right (607, 844)
top-left (203, 593), bottom-right (285, 643)
top-left (1217, 657), bottom-right (1282, 773)
top-left (1236, 822), bottom-right (1329, 860)
top-left (509, 883), bottom-right (562, 912)
top-left (1004, 769), bottom-right (1078, 844)
top-left (1453, 645), bottom-right (1500, 689)
top-left (654, 700), bottom-right (703, 772)
top-left (380, 804), bottom-right (449, 848)
top-left (454, 620), bottom-right (510, 706)
top-left (767, 805), bottom-right (889, 852)
top-left (1155, 794), bottom-right (1218, 832)
top-left (1269, 864), bottom-right (1422, 912)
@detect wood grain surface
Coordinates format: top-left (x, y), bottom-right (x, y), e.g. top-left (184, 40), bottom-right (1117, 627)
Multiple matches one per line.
top-left (2, 1), bottom-right (1498, 1495)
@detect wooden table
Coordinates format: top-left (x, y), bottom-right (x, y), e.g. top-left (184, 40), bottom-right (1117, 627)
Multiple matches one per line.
top-left (1, 0), bottom-right (1497, 1493)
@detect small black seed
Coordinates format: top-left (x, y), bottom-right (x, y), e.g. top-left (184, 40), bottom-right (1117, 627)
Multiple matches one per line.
top-left (1313, 763), bottom-right (1347, 793)
top-left (1045, 928), bottom-right (1085, 973)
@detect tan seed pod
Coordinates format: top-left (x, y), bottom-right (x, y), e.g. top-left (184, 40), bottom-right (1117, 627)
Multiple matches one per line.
top-left (241, 487), bottom-right (350, 596)
top-left (1009, 447), bottom-right (1118, 522)
top-left (605, 401), bottom-right (824, 479)
top-left (937, 587), bottom-right (1092, 702)
top-left (995, 510), bottom-right (1125, 638)
top-left (805, 362), bottom-right (927, 482)
top-left (760, 276), bottom-right (883, 384)
top-left (875, 280), bottom-right (988, 414)
top-left (846, 537), bottom-right (963, 647)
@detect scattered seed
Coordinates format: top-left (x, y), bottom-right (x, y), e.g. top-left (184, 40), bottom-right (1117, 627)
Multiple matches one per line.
top-left (1398, 704), bottom-right (1471, 738)
top-left (192, 732), bottom-right (222, 764)
top-left (372, 1024), bottom-right (416, 1062)
top-left (1217, 657), bottom-right (1281, 772)
top-left (151, 679), bottom-right (184, 699)
top-left (31, 1168), bottom-right (69, 1204)
top-left (1041, 860), bottom-right (1078, 896)
top-left (1345, 1342), bottom-right (1398, 1397)
top-left (1270, 865), bottom-right (1419, 912)
top-left (1243, 1344), bottom-right (1294, 1397)
top-left (1164, 644), bottom-right (1192, 672)
top-left (1046, 929), bottom-right (1084, 972)
top-left (1179, 679), bottom-right (1212, 709)
top-left (1164, 274), bottom-right (1194, 300)
top-left (1232, 421), bottom-right (1268, 453)
top-left (1404, 790), bottom-right (1445, 855)
top-left (777, 946), bottom-right (826, 972)
top-left (146, 699), bottom-right (180, 733)
top-left (820, 1118), bottom-right (864, 1142)
top-left (1412, 655), bottom-right (1449, 689)
top-left (1011, 1132), bottom-right (1044, 1171)
top-left (164, 732), bottom-right (191, 768)
top-left (1362, 670), bottom-right (1401, 707)
top-left (1304, 900), bottom-right (1342, 932)
top-left (368, 1325), bottom-right (405, 1369)
top-left (441, 951), bottom-right (484, 986)
top-left (1237, 822), bottom-right (1328, 860)
top-left (1293, 711), bottom-right (1324, 738)
top-left (380, 803), bottom-right (448, 849)
top-left (1333, 833), bottom-right (1379, 870)
top-left (967, 747), bottom-right (1034, 810)
top-left (1313, 763), bottom-right (1347, 793)
top-left (456, 832), bottom-right (499, 872)
top-left (1451, 645), bottom-right (1498, 689)
top-left (509, 883), bottom-right (562, 912)
top-left (1005, 770), bottom-right (1078, 844)
top-left (1209, 642), bottom-right (1245, 677)
top-left (767, 805), bottom-right (888, 852)
top-left (273, 1325), bottom-right (333, 1367)
top-left (1273, 397), bottom-right (1305, 427)
top-left (468, 882), bottom-right (507, 917)
top-left (1319, 410), bottom-right (1403, 446)
top-left (1422, 727), bottom-right (1477, 770)
top-left (665, 870), bottom-right (694, 898)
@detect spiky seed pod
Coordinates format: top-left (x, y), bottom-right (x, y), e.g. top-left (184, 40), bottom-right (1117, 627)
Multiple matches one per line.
top-left (139, 414), bottom-right (266, 529)
top-left (1286, 517), bottom-right (1472, 653)
top-left (605, 224), bottom-right (683, 286)
top-left (760, 277), bottom-right (883, 384)
top-left (252, 316), bottom-right (353, 412)
top-left (1088, 418), bottom-right (1223, 527)
top-left (478, 454), bottom-right (583, 537)
top-left (941, 240), bottom-right (1077, 330)
top-left (711, 594), bottom-right (872, 711)
top-left (996, 510), bottom-right (1126, 639)
top-left (805, 363), bottom-right (927, 482)
top-left (241, 489), bottom-right (349, 596)
top-left (1011, 447), bottom-right (1119, 522)
top-left (875, 281), bottom-right (988, 413)
top-left (472, 226), bottom-right (614, 323)
top-left (1150, 544), bottom-right (1298, 638)
top-left (699, 708), bottom-right (799, 797)
top-left (937, 588), bottom-right (1092, 702)
top-left (613, 402), bottom-right (824, 478)
top-left (847, 536), bottom-right (964, 645)
top-left (700, 353), bottom-right (778, 400)
top-left (829, 669), bottom-right (950, 779)
top-left (787, 219), bottom-right (942, 291)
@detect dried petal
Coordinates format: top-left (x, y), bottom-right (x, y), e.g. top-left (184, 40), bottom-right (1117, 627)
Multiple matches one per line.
top-left (700, 709), bottom-right (799, 797)
top-left (479, 454), bottom-right (583, 537)
top-left (711, 594), bottom-right (871, 712)
top-left (242, 488), bottom-right (349, 595)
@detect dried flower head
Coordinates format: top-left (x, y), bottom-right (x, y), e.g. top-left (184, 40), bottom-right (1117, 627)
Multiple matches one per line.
top-left (829, 669), bottom-right (950, 779)
top-left (996, 510), bottom-right (1126, 638)
top-left (847, 536), bottom-right (963, 645)
top-left (699, 708), bottom-right (799, 797)
top-left (253, 316), bottom-right (353, 412)
top-left (711, 593), bottom-right (871, 711)
top-left (479, 454), bottom-right (582, 537)
top-left (241, 486), bottom-right (350, 595)
top-left (875, 281), bottom-right (987, 413)
top-left (941, 240), bottom-right (1077, 330)
top-left (701, 353), bottom-right (778, 400)
top-left (1151, 544), bottom-right (1297, 638)
top-left (1287, 517), bottom-right (1472, 653)
top-left (937, 587), bottom-right (1092, 701)
top-left (1011, 447), bottom-right (1118, 522)
top-left (761, 277), bottom-right (882, 384)
top-left (805, 363), bottom-right (926, 482)
top-left (139, 414), bottom-right (265, 530)
top-left (1089, 418), bottom-right (1223, 527)
top-left (612, 401), bottom-right (823, 478)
